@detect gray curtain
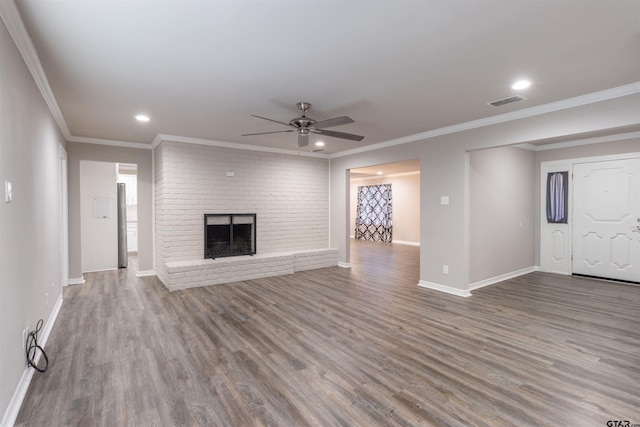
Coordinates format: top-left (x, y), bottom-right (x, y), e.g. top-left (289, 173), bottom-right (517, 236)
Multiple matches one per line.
top-left (546, 171), bottom-right (568, 223)
top-left (354, 184), bottom-right (393, 243)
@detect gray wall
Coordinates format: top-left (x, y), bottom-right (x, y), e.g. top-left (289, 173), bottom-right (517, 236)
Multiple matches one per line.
top-left (469, 146), bottom-right (535, 283)
top-left (330, 93), bottom-right (640, 292)
top-left (0, 20), bottom-right (66, 420)
top-left (67, 142), bottom-right (153, 280)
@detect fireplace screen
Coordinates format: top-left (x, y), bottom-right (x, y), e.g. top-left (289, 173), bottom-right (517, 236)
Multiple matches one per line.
top-left (204, 214), bottom-right (256, 259)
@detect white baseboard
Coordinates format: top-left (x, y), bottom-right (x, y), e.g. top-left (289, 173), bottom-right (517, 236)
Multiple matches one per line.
top-left (136, 270), bottom-right (156, 277)
top-left (338, 262), bottom-right (351, 268)
top-left (469, 266), bottom-right (536, 291)
top-left (350, 236), bottom-right (420, 246)
top-left (1, 294), bottom-right (63, 427)
top-left (82, 267), bottom-right (117, 273)
top-left (67, 276), bottom-right (85, 285)
top-left (417, 280), bottom-right (472, 298)
top-left (392, 240), bottom-right (420, 246)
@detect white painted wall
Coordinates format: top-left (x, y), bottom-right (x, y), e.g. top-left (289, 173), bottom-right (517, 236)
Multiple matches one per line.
top-left (0, 19), bottom-right (65, 424)
top-left (80, 161), bottom-right (117, 272)
top-left (350, 173), bottom-right (420, 244)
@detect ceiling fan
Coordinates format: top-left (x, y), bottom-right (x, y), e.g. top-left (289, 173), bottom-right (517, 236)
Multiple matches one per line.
top-left (242, 102), bottom-right (364, 147)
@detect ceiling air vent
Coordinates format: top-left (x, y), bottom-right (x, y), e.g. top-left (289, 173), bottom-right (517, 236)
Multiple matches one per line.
top-left (487, 95), bottom-right (526, 107)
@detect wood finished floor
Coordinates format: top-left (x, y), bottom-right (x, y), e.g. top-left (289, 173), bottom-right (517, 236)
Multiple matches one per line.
top-left (16, 241), bottom-right (640, 426)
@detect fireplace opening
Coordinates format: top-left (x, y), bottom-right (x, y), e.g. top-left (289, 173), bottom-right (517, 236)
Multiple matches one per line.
top-left (205, 214), bottom-right (256, 259)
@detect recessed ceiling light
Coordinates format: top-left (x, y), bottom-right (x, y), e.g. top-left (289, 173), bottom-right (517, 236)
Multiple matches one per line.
top-left (315, 141), bottom-right (325, 147)
top-left (512, 80), bottom-right (531, 90)
top-left (377, 171), bottom-right (383, 175)
top-left (135, 114), bottom-right (150, 122)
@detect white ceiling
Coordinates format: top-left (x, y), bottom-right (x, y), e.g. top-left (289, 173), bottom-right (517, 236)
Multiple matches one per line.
top-left (8, 0), bottom-right (640, 154)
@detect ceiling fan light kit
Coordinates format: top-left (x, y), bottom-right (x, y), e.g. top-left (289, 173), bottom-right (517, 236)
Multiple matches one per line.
top-left (242, 102), bottom-right (364, 148)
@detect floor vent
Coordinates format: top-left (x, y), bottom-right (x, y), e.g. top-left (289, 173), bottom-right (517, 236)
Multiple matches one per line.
top-left (487, 95), bottom-right (526, 107)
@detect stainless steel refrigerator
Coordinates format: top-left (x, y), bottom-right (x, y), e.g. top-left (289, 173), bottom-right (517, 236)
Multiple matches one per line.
top-left (117, 183), bottom-right (128, 268)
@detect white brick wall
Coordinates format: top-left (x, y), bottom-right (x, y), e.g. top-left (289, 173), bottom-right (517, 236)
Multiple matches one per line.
top-left (161, 248), bottom-right (338, 291)
top-left (155, 140), bottom-right (337, 289)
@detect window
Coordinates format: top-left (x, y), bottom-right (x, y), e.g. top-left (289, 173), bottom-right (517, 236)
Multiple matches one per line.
top-left (546, 171), bottom-right (568, 223)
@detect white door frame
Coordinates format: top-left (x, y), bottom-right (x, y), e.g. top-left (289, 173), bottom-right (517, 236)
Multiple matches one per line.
top-left (540, 151), bottom-right (640, 276)
top-left (59, 144), bottom-right (69, 286)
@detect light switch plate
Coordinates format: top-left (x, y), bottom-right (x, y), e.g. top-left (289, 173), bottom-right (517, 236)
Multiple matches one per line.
top-left (440, 196), bottom-right (449, 205)
top-left (4, 181), bottom-right (12, 203)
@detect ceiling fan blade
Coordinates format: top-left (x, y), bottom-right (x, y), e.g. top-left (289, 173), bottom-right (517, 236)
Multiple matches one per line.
top-left (250, 114), bottom-right (292, 127)
top-left (242, 130), bottom-right (295, 136)
top-left (313, 116), bottom-right (354, 129)
top-left (298, 133), bottom-right (309, 147)
top-left (314, 129), bottom-right (364, 141)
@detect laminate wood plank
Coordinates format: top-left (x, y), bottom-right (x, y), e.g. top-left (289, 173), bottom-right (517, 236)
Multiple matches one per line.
top-left (15, 240), bottom-right (640, 426)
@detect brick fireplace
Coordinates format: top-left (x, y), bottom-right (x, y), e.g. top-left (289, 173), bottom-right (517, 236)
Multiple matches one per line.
top-left (154, 139), bottom-right (338, 291)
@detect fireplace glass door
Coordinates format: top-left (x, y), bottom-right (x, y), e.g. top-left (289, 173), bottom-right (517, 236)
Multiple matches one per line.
top-left (205, 214), bottom-right (256, 259)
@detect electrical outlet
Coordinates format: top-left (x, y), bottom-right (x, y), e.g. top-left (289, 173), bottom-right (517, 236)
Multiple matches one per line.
top-left (443, 265), bottom-right (449, 275)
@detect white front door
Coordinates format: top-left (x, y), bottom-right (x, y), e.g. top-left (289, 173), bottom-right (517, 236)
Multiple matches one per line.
top-left (572, 158), bottom-right (640, 282)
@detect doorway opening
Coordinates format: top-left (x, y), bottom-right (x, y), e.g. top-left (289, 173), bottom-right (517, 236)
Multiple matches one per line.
top-left (79, 161), bottom-right (138, 273)
top-left (117, 163), bottom-right (138, 255)
top-left (348, 159), bottom-right (420, 284)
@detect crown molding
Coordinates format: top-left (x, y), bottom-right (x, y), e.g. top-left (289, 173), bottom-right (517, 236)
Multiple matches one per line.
top-left (513, 143), bottom-right (538, 151)
top-left (0, 0), bottom-right (71, 139)
top-left (525, 130), bottom-right (640, 152)
top-left (153, 134), bottom-right (330, 158)
top-left (3, 0), bottom-right (638, 158)
top-left (350, 170), bottom-right (420, 182)
top-left (66, 135), bottom-right (153, 150)
top-left (330, 81), bottom-right (640, 159)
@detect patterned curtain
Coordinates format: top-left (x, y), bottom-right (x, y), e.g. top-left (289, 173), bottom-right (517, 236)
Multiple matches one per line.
top-left (354, 184), bottom-right (393, 243)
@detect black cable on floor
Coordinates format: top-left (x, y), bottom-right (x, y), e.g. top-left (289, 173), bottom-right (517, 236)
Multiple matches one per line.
top-left (26, 319), bottom-right (48, 373)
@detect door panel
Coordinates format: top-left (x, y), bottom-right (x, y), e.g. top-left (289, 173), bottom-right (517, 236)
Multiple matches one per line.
top-left (573, 158), bottom-right (640, 282)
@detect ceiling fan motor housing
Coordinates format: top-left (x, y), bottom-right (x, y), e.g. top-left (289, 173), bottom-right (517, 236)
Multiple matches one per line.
top-left (290, 117), bottom-right (316, 130)
top-left (243, 101), bottom-right (364, 145)
top-left (292, 102), bottom-right (315, 131)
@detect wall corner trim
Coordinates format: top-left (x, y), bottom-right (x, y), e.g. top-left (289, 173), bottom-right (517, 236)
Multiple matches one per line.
top-left (338, 262), bottom-right (351, 268)
top-left (1, 295), bottom-right (63, 427)
top-left (136, 270), bottom-right (157, 278)
top-left (468, 266), bottom-right (536, 291)
top-left (418, 280), bottom-right (472, 297)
